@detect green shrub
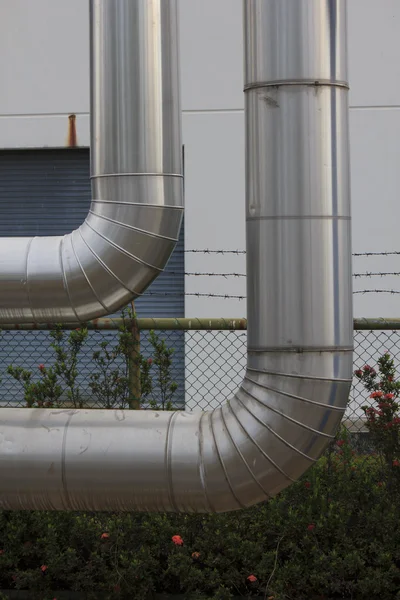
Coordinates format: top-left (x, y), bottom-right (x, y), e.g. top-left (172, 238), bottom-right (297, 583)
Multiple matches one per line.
top-left (2, 351), bottom-right (400, 598)
top-left (0, 443), bottom-right (399, 599)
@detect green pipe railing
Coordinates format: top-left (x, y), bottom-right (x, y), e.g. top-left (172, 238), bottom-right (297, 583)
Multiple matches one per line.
top-left (0, 317), bottom-right (399, 331)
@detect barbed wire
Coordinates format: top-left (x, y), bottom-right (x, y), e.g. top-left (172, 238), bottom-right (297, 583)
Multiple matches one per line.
top-left (352, 251), bottom-right (400, 257)
top-left (353, 290), bottom-right (400, 295)
top-left (175, 249), bottom-right (400, 257)
top-left (144, 289), bottom-right (400, 299)
top-left (168, 270), bottom-right (400, 279)
top-left (144, 291), bottom-right (246, 299)
top-left (353, 272), bottom-right (400, 278)
top-left (178, 249), bottom-right (246, 255)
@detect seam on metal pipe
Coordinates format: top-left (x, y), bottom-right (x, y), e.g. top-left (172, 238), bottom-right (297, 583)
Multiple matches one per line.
top-left (244, 79), bottom-right (350, 91)
top-left (88, 210), bottom-right (179, 242)
top-left (91, 173), bottom-right (184, 179)
top-left (77, 228), bottom-right (139, 296)
top-left (0, 0), bottom-right (352, 513)
top-left (83, 219), bottom-right (164, 272)
top-left (59, 236), bottom-right (81, 322)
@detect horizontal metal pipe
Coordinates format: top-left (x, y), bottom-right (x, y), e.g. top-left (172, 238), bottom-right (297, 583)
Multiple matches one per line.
top-left (0, 0), bottom-right (353, 512)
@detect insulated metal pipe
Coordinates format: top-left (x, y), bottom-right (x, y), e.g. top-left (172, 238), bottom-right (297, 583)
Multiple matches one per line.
top-left (0, 0), bottom-right (352, 512)
top-left (0, 0), bottom-right (183, 323)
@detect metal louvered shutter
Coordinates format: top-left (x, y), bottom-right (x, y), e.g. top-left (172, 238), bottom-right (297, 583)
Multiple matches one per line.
top-left (0, 148), bottom-right (185, 406)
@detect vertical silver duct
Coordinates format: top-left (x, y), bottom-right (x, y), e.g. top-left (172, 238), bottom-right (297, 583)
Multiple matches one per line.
top-left (0, 0), bottom-right (183, 323)
top-left (0, 0), bottom-right (352, 512)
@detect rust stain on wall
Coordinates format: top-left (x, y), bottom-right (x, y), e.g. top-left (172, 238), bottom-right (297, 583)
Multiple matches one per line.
top-left (67, 114), bottom-right (78, 147)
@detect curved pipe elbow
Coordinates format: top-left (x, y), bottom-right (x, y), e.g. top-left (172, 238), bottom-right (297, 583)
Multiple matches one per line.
top-left (0, 184), bottom-right (183, 324)
top-left (0, 351), bottom-right (351, 512)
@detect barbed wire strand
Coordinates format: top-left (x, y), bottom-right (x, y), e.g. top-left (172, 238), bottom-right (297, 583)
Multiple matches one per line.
top-left (175, 249), bottom-right (400, 257)
top-left (166, 271), bottom-right (400, 279)
top-left (143, 289), bottom-right (400, 299)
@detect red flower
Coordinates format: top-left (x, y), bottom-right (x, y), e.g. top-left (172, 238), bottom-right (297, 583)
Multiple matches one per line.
top-left (40, 565), bottom-right (48, 572)
top-left (363, 365), bottom-right (375, 372)
top-left (307, 524), bottom-right (315, 531)
top-left (114, 584), bottom-right (121, 592)
top-left (354, 369), bottom-right (362, 377)
top-left (336, 440), bottom-right (345, 447)
top-left (378, 402), bottom-right (390, 409)
top-left (393, 460), bottom-right (400, 467)
top-left (147, 358), bottom-right (153, 365)
top-left (101, 532), bottom-right (110, 540)
top-left (192, 551), bottom-right (201, 559)
top-left (38, 364), bottom-right (45, 372)
top-left (172, 535), bottom-right (183, 546)
top-left (304, 481), bottom-right (311, 489)
top-left (247, 574), bottom-right (257, 583)
top-left (0, 550), bottom-right (4, 555)
top-left (377, 481), bottom-right (383, 487)
top-left (385, 393), bottom-right (395, 400)
top-left (388, 376), bottom-right (393, 382)
top-left (370, 391), bottom-right (383, 399)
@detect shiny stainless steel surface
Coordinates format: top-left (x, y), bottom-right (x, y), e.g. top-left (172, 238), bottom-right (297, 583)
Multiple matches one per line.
top-left (244, 0), bottom-right (348, 86)
top-left (0, 0), bottom-right (183, 324)
top-left (0, 0), bottom-right (353, 512)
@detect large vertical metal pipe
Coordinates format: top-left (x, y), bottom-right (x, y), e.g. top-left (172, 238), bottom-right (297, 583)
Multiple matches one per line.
top-left (0, 0), bottom-right (352, 512)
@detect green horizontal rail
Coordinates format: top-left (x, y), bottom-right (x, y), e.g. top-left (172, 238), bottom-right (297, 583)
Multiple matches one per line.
top-left (0, 318), bottom-right (248, 331)
top-left (0, 317), bottom-right (399, 331)
top-left (353, 318), bottom-right (400, 331)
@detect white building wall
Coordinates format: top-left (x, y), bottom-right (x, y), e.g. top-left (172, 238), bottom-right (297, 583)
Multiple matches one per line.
top-left (1, 0), bottom-right (400, 410)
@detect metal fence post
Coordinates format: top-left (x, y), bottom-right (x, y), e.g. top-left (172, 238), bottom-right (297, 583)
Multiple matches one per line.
top-left (128, 302), bottom-right (141, 409)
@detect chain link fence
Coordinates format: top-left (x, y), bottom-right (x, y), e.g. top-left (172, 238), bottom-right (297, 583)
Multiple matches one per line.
top-left (0, 318), bottom-right (399, 437)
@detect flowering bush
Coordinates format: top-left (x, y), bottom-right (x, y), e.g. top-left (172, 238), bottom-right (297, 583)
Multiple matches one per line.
top-left (0, 442), bottom-right (400, 599)
top-left (355, 352), bottom-right (400, 481)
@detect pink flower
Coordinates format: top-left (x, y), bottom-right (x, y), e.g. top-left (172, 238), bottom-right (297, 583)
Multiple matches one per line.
top-left (247, 574), bottom-right (257, 583)
top-left (336, 440), bottom-right (345, 447)
top-left (40, 565), bottom-right (48, 572)
top-left (38, 364), bottom-right (45, 372)
top-left (192, 551), bottom-right (201, 559)
top-left (101, 532), bottom-right (110, 540)
top-left (0, 550), bottom-right (4, 555)
top-left (172, 535), bottom-right (183, 546)
top-left (307, 524), bottom-right (315, 531)
top-left (147, 358), bottom-right (153, 365)
top-left (393, 460), bottom-right (400, 467)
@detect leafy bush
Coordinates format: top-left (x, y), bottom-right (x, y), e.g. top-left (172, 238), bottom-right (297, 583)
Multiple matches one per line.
top-left (355, 351), bottom-right (400, 487)
top-left (0, 440), bottom-right (399, 599)
top-left (2, 352), bottom-right (400, 598)
top-left (6, 311), bottom-right (178, 411)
